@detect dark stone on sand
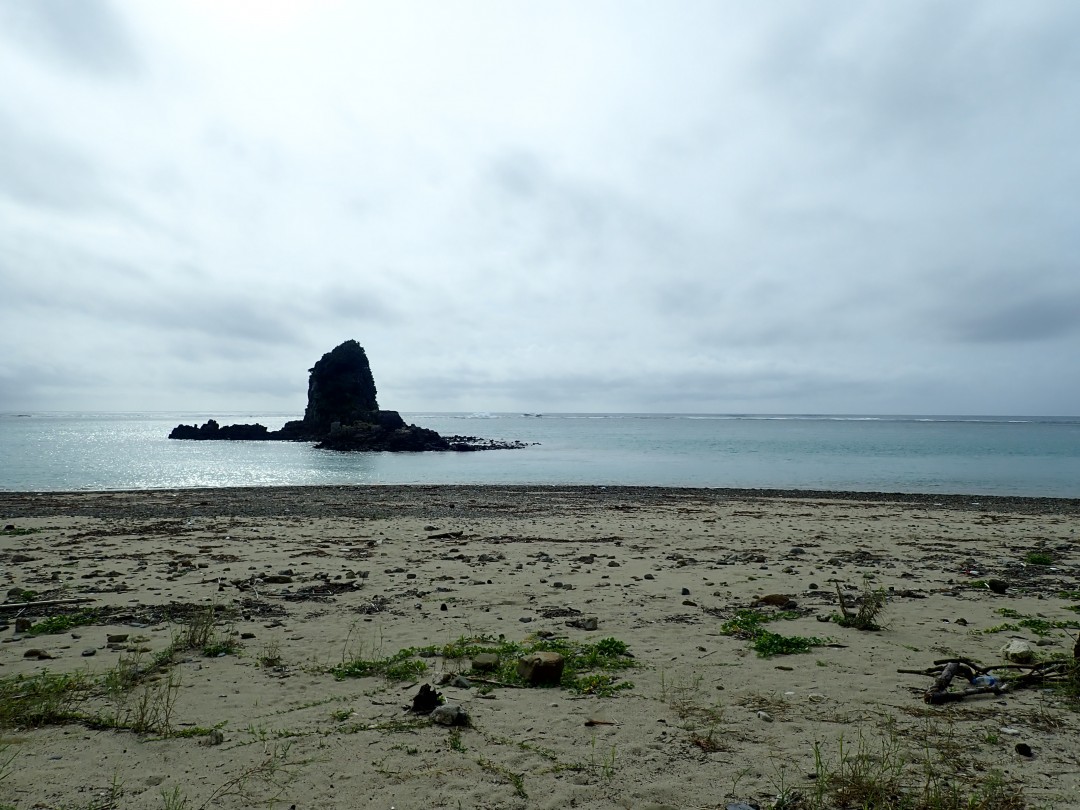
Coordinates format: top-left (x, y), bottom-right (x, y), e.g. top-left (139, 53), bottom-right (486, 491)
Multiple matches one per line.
top-left (410, 683), bottom-right (443, 714)
top-left (987, 579), bottom-right (1009, 594)
top-left (517, 651), bottom-right (565, 686)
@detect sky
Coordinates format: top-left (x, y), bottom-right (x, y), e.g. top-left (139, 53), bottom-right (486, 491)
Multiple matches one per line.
top-left (2, 1), bottom-right (1079, 416)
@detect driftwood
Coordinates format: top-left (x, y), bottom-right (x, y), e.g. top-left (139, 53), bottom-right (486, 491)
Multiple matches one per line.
top-left (903, 651), bottom-right (1078, 704)
top-left (0, 597), bottom-right (95, 612)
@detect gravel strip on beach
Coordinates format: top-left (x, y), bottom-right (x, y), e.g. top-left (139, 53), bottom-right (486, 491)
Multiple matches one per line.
top-left (2, 484), bottom-right (1079, 520)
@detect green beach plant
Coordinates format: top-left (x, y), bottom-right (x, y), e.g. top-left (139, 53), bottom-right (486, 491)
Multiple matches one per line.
top-left (1024, 550), bottom-right (1054, 566)
top-left (25, 610), bottom-right (97, 636)
top-left (720, 609), bottom-right (827, 657)
top-left (332, 634), bottom-right (637, 693)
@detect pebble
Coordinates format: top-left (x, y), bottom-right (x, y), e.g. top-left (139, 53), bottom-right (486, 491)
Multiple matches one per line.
top-left (81, 648), bottom-right (96, 657)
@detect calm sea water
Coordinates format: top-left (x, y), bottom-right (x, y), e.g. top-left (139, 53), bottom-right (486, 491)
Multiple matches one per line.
top-left (1, 412), bottom-right (1078, 497)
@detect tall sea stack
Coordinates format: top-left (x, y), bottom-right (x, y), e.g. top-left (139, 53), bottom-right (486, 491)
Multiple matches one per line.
top-left (301, 340), bottom-right (380, 434)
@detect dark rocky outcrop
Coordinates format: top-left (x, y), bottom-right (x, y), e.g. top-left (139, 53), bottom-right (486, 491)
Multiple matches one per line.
top-left (169, 340), bottom-right (529, 452)
top-left (302, 340), bottom-right (380, 435)
top-left (167, 420), bottom-right (270, 441)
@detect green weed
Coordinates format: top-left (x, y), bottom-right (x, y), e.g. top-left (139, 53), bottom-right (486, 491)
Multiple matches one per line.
top-left (981, 608), bottom-right (1080, 636)
top-left (334, 634), bottom-right (636, 693)
top-left (332, 647), bottom-right (428, 681)
top-left (720, 610), bottom-right (827, 657)
top-left (26, 610), bottom-right (97, 636)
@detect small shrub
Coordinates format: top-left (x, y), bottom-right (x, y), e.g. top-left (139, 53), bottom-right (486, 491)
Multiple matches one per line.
top-left (832, 581), bottom-right (887, 631)
top-left (1024, 551), bottom-right (1054, 566)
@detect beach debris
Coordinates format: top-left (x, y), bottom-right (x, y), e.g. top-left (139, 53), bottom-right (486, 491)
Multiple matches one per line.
top-left (428, 530), bottom-right (464, 540)
top-left (917, 660), bottom-right (1005, 704)
top-left (903, 651), bottom-right (1079, 704)
top-left (753, 594), bottom-right (797, 609)
top-left (584, 717), bottom-right (618, 727)
top-left (430, 703), bottom-right (469, 726)
top-left (566, 616), bottom-right (598, 631)
top-left (410, 683), bottom-right (443, 714)
top-left (516, 651), bottom-right (565, 686)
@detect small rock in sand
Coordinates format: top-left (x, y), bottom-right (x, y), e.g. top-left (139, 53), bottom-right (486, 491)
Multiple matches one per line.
top-left (1000, 639), bottom-right (1035, 664)
top-left (431, 704), bottom-right (469, 726)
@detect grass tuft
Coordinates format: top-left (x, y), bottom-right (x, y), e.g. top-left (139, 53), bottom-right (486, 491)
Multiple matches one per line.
top-left (0, 671), bottom-right (92, 729)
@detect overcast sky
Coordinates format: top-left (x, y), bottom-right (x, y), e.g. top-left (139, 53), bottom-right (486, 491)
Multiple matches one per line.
top-left (2, 1), bottom-right (1079, 416)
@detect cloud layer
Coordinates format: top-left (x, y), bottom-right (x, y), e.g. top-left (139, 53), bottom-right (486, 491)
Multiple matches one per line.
top-left (2, 1), bottom-right (1078, 415)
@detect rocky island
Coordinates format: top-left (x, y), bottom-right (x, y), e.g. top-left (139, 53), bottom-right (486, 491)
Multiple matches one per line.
top-left (169, 340), bottom-right (528, 452)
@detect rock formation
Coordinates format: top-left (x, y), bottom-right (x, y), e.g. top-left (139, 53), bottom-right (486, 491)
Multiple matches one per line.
top-left (301, 340), bottom-right (380, 435)
top-left (169, 340), bottom-right (527, 452)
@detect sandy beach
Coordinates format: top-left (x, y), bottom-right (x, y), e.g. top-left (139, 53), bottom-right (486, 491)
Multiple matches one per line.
top-left (2, 485), bottom-right (1079, 810)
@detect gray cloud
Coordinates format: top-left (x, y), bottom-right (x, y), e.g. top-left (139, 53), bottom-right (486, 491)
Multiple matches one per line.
top-left (947, 291), bottom-right (1080, 344)
top-left (0, 0), bottom-right (140, 76)
top-left (2, 2), bottom-right (1079, 415)
top-left (0, 112), bottom-right (111, 211)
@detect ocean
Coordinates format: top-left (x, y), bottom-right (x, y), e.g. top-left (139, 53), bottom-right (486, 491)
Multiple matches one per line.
top-left (2, 412), bottom-right (1079, 497)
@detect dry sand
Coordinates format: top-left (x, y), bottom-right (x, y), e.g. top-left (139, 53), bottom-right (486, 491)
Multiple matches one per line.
top-left (1, 486), bottom-right (1079, 810)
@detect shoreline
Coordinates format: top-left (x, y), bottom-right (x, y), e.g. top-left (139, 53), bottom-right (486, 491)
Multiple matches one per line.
top-left (3, 483), bottom-right (1080, 520)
